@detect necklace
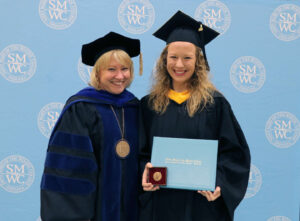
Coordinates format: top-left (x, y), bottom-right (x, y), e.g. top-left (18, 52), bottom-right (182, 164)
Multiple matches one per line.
top-left (110, 105), bottom-right (130, 158)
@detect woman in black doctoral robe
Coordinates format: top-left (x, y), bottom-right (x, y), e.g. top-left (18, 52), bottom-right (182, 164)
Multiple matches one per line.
top-left (40, 32), bottom-right (142, 221)
top-left (139, 11), bottom-right (251, 221)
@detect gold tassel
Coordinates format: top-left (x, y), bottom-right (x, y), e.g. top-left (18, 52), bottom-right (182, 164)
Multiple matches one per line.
top-left (198, 24), bottom-right (203, 32)
top-left (139, 52), bottom-right (143, 75)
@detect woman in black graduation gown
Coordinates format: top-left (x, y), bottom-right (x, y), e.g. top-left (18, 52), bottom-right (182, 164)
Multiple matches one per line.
top-left (40, 32), bottom-right (142, 221)
top-left (139, 11), bottom-right (251, 221)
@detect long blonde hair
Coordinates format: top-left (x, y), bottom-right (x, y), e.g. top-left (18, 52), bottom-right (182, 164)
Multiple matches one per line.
top-left (89, 49), bottom-right (134, 90)
top-left (149, 45), bottom-right (216, 117)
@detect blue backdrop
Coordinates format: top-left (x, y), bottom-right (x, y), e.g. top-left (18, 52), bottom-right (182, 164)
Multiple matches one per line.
top-left (0, 1), bottom-right (299, 220)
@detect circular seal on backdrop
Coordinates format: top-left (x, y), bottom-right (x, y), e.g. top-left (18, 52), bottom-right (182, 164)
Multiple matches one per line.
top-left (118, 0), bottom-right (155, 34)
top-left (194, 0), bottom-right (231, 34)
top-left (78, 57), bottom-right (93, 84)
top-left (37, 102), bottom-right (64, 138)
top-left (39, 0), bottom-right (77, 30)
top-left (0, 155), bottom-right (35, 193)
top-left (244, 164), bottom-right (262, 199)
top-left (0, 44), bottom-right (37, 83)
top-left (265, 112), bottom-right (300, 148)
top-left (270, 4), bottom-right (300, 41)
top-left (230, 56), bottom-right (266, 93)
top-left (267, 216), bottom-right (291, 221)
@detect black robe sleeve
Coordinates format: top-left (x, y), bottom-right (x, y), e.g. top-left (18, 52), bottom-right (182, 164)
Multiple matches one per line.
top-left (138, 102), bottom-right (150, 178)
top-left (40, 101), bottom-right (102, 221)
top-left (215, 97), bottom-right (251, 219)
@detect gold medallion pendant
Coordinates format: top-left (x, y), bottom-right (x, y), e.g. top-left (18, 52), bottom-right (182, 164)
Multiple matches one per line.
top-left (110, 105), bottom-right (131, 159)
top-left (115, 139), bottom-right (130, 158)
top-left (153, 171), bottom-right (162, 182)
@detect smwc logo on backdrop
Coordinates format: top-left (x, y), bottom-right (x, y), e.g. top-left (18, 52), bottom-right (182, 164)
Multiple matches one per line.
top-left (194, 0), bottom-right (231, 34)
top-left (39, 0), bottom-right (77, 30)
top-left (267, 216), bottom-right (291, 221)
top-left (38, 102), bottom-right (64, 138)
top-left (118, 0), bottom-right (155, 34)
top-left (270, 4), bottom-right (300, 41)
top-left (265, 112), bottom-right (300, 148)
top-left (0, 44), bottom-right (37, 83)
top-left (78, 57), bottom-right (93, 84)
top-left (0, 155), bottom-right (35, 193)
top-left (244, 164), bottom-right (262, 199)
top-left (230, 56), bottom-right (266, 93)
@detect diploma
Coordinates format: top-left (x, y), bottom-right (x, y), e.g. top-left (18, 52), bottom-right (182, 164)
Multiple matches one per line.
top-left (151, 137), bottom-right (218, 191)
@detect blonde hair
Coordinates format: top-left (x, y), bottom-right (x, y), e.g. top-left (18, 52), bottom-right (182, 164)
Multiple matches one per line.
top-left (149, 45), bottom-right (216, 117)
top-left (89, 50), bottom-right (134, 90)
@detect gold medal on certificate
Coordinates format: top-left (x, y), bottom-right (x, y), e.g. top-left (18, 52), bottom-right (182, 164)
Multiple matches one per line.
top-left (149, 167), bottom-right (167, 185)
top-left (153, 171), bottom-right (162, 182)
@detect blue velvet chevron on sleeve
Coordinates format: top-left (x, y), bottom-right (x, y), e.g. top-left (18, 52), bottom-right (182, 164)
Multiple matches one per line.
top-left (41, 131), bottom-right (97, 195)
top-left (50, 131), bottom-right (94, 152)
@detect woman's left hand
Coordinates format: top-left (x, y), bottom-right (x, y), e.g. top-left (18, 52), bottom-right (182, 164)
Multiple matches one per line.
top-left (142, 162), bottom-right (160, 191)
top-left (197, 186), bottom-right (221, 201)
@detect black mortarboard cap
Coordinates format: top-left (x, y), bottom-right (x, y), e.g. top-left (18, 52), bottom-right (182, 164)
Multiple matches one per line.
top-left (81, 32), bottom-right (140, 66)
top-left (153, 11), bottom-right (219, 68)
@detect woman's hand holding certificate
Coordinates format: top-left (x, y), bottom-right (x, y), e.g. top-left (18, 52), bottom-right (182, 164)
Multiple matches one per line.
top-left (198, 186), bottom-right (221, 201)
top-left (142, 162), bottom-right (160, 191)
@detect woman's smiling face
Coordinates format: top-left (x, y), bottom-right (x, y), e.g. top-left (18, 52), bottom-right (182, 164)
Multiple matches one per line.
top-left (98, 56), bottom-right (131, 94)
top-left (166, 41), bottom-right (196, 92)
